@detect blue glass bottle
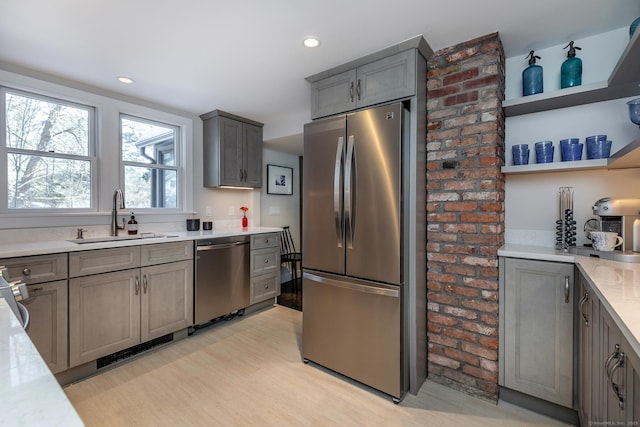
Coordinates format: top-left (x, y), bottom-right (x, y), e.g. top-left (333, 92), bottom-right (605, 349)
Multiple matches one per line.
top-left (522, 50), bottom-right (543, 96)
top-left (561, 41), bottom-right (582, 89)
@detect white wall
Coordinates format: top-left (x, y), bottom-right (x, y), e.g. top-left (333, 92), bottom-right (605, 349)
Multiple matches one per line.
top-left (260, 148), bottom-right (301, 250)
top-left (504, 26), bottom-right (640, 247)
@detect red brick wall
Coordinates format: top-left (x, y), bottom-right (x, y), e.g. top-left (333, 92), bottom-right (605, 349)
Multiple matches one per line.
top-left (426, 33), bottom-right (505, 401)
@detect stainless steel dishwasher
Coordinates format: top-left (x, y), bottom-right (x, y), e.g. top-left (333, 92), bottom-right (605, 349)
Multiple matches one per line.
top-left (194, 235), bottom-right (250, 325)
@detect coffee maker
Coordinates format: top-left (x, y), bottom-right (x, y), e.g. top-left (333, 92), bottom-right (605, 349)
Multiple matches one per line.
top-left (592, 197), bottom-right (640, 252)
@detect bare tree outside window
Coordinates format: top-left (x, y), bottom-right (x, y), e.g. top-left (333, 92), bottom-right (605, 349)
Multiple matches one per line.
top-left (3, 89), bottom-right (94, 209)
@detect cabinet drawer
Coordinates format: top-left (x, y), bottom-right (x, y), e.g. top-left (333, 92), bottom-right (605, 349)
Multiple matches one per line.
top-left (250, 248), bottom-right (279, 276)
top-left (70, 247), bottom-right (141, 277)
top-left (141, 241), bottom-right (193, 266)
top-left (250, 272), bottom-right (280, 304)
top-left (251, 232), bottom-right (280, 250)
top-left (0, 253), bottom-right (68, 284)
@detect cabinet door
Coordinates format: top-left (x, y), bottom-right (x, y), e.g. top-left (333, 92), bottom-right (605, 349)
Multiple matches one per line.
top-left (243, 123), bottom-right (263, 188)
top-left (356, 50), bottom-right (416, 110)
top-left (22, 280), bottom-right (68, 374)
top-left (141, 260), bottom-right (193, 342)
top-left (624, 342), bottom-right (640, 423)
top-left (502, 258), bottom-right (574, 408)
top-left (310, 69), bottom-right (357, 119)
top-left (69, 270), bottom-right (140, 367)
top-left (577, 273), bottom-right (601, 424)
top-left (218, 116), bottom-right (244, 186)
top-left (600, 307), bottom-right (626, 422)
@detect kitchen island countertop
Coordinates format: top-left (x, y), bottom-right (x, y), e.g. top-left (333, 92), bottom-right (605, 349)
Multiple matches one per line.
top-left (500, 244), bottom-right (640, 358)
top-left (0, 298), bottom-right (84, 426)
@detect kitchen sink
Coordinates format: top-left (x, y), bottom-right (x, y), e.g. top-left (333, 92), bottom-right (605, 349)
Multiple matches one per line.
top-left (67, 233), bottom-right (176, 244)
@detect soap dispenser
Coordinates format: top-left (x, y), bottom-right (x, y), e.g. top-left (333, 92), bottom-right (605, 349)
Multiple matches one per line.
top-left (522, 50), bottom-right (543, 96)
top-left (561, 41), bottom-right (582, 89)
top-left (127, 212), bottom-right (138, 235)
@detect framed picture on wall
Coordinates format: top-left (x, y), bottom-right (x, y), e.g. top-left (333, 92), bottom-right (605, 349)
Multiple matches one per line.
top-left (267, 164), bottom-right (293, 195)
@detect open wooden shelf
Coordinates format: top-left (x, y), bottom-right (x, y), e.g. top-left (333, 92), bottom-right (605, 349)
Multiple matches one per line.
top-left (504, 30), bottom-right (640, 117)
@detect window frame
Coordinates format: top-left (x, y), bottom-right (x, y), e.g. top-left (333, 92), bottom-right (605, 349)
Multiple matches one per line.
top-left (0, 86), bottom-right (97, 213)
top-left (119, 113), bottom-right (183, 211)
top-left (0, 68), bottom-right (194, 230)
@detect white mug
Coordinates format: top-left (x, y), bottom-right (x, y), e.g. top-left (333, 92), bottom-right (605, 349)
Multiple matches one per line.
top-left (591, 231), bottom-right (624, 252)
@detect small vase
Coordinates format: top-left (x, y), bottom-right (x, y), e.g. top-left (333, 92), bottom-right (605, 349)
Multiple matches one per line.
top-left (242, 214), bottom-right (248, 229)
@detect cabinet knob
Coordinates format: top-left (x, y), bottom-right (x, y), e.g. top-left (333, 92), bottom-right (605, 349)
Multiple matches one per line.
top-left (22, 268), bottom-right (31, 276)
top-left (264, 259), bottom-right (269, 264)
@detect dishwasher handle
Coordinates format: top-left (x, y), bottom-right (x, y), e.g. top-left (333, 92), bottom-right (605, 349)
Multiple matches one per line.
top-left (197, 241), bottom-right (250, 251)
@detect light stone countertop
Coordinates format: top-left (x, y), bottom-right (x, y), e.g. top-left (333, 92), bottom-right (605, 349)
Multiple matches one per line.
top-left (0, 298), bottom-right (84, 426)
top-left (500, 244), bottom-right (640, 358)
top-left (0, 227), bottom-right (282, 259)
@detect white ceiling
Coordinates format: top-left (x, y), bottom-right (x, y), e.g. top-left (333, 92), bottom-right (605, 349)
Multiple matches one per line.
top-left (1, 1), bottom-right (638, 155)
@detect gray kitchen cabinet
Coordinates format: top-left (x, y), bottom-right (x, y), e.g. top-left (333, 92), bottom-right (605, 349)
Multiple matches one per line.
top-left (249, 233), bottom-right (280, 304)
top-left (309, 49), bottom-right (416, 119)
top-left (22, 280), bottom-right (68, 374)
top-left (576, 269), bottom-right (640, 424)
top-left (1, 254), bottom-right (68, 374)
top-left (69, 269), bottom-right (140, 367)
top-left (200, 109), bottom-right (263, 188)
top-left (577, 272), bottom-right (601, 425)
top-left (600, 305), bottom-right (626, 422)
top-left (69, 246), bottom-right (140, 277)
top-left (69, 242), bottom-right (193, 367)
top-left (499, 257), bottom-right (575, 408)
top-left (141, 259), bottom-right (193, 342)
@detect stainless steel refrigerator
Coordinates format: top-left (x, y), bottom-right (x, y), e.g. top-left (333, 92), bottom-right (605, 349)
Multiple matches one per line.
top-left (302, 102), bottom-right (406, 401)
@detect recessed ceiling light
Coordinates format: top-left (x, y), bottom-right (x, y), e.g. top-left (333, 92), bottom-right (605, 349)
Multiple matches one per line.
top-left (118, 76), bottom-right (134, 84)
top-left (303, 36), bottom-right (320, 48)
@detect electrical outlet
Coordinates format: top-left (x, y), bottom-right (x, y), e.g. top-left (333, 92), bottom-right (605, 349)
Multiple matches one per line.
top-left (205, 206), bottom-right (212, 217)
top-left (228, 206), bottom-right (235, 216)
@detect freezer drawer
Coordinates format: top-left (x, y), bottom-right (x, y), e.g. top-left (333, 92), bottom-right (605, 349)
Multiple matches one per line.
top-left (302, 271), bottom-right (403, 399)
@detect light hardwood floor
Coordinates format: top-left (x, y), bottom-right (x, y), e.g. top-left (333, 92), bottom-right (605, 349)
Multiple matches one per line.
top-left (65, 305), bottom-right (569, 426)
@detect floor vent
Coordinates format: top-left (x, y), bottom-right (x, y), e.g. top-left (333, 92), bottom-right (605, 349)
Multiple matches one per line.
top-left (96, 333), bottom-right (173, 369)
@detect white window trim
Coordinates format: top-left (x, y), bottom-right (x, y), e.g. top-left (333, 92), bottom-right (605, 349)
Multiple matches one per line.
top-left (0, 68), bottom-right (194, 229)
top-left (0, 86), bottom-right (98, 213)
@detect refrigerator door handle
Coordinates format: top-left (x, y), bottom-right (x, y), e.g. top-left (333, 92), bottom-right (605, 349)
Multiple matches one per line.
top-left (303, 272), bottom-right (400, 298)
top-left (344, 135), bottom-right (356, 249)
top-left (334, 136), bottom-right (344, 248)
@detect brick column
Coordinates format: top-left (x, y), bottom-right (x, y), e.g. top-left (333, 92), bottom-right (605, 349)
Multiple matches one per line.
top-left (425, 33), bottom-right (505, 401)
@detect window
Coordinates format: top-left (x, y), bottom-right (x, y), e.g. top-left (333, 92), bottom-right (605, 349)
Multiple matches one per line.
top-left (120, 115), bottom-right (179, 209)
top-left (1, 88), bottom-right (95, 210)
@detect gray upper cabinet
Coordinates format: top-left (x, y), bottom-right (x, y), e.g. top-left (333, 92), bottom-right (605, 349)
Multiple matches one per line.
top-left (309, 49), bottom-right (416, 119)
top-left (201, 110), bottom-right (263, 188)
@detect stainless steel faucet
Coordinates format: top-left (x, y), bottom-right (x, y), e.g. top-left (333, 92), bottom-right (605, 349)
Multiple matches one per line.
top-left (111, 189), bottom-right (126, 236)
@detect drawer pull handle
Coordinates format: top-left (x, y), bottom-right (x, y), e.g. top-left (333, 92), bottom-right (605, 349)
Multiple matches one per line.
top-left (23, 268), bottom-right (31, 276)
top-left (29, 286), bottom-right (44, 292)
